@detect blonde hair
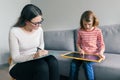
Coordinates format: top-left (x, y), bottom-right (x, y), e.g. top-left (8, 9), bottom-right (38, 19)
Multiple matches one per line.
top-left (80, 10), bottom-right (99, 30)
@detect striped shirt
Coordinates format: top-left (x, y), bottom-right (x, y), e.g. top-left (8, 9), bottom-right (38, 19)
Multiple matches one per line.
top-left (77, 27), bottom-right (105, 54)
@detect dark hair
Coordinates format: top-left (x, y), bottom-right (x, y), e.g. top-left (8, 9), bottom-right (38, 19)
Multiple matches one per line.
top-left (13, 4), bottom-right (42, 27)
top-left (80, 10), bottom-right (99, 29)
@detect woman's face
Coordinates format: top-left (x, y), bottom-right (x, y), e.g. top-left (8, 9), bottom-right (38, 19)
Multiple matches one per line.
top-left (83, 19), bottom-right (93, 31)
top-left (26, 15), bottom-right (43, 30)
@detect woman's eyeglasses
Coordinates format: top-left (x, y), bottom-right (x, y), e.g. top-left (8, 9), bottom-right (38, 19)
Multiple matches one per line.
top-left (29, 18), bottom-right (44, 26)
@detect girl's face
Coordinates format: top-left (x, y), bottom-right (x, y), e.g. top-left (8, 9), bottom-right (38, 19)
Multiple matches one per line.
top-left (83, 19), bottom-right (93, 31)
top-left (26, 15), bottom-right (43, 30)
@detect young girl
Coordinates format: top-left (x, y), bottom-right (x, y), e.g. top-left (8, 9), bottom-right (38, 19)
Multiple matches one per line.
top-left (69, 10), bottom-right (105, 80)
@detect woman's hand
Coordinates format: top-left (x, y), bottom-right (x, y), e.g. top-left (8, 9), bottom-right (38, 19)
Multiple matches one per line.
top-left (39, 50), bottom-right (48, 56)
top-left (33, 50), bottom-right (48, 59)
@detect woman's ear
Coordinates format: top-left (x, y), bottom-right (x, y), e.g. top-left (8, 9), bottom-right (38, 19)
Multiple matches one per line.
top-left (25, 21), bottom-right (29, 25)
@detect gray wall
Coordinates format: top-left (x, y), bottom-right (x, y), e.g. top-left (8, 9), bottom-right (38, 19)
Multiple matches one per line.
top-left (31, 0), bottom-right (120, 30)
top-left (1, 0), bottom-right (120, 65)
top-left (0, 0), bottom-right (30, 65)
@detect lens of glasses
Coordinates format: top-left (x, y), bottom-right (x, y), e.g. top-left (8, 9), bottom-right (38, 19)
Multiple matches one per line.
top-left (30, 18), bottom-right (44, 25)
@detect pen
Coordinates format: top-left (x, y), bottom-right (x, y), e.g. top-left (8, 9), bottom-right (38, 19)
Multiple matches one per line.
top-left (37, 47), bottom-right (41, 52)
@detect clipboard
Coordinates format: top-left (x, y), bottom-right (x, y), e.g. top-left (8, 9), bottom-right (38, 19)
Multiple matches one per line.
top-left (61, 52), bottom-right (103, 63)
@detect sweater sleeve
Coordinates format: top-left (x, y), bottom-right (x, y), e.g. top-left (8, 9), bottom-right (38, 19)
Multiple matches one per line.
top-left (97, 29), bottom-right (105, 53)
top-left (9, 30), bottom-right (34, 63)
top-left (77, 30), bottom-right (81, 46)
top-left (38, 28), bottom-right (44, 50)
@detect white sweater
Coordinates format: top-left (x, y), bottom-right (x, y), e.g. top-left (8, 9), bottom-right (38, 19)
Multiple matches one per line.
top-left (9, 27), bottom-right (44, 70)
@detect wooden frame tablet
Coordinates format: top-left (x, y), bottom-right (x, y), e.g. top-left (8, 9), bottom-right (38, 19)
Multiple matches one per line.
top-left (61, 52), bottom-right (103, 62)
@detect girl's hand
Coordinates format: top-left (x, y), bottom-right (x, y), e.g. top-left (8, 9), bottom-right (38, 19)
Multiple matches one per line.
top-left (81, 50), bottom-right (85, 54)
top-left (96, 52), bottom-right (105, 60)
top-left (100, 54), bottom-right (105, 60)
top-left (78, 49), bottom-right (85, 55)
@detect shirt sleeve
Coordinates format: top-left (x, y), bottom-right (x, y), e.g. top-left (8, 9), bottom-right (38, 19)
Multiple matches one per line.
top-left (38, 28), bottom-right (44, 50)
top-left (97, 29), bottom-right (105, 53)
top-left (77, 30), bottom-right (81, 46)
top-left (9, 30), bottom-right (34, 63)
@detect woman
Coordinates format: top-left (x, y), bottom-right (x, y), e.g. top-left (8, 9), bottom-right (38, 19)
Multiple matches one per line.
top-left (9, 4), bottom-right (59, 80)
